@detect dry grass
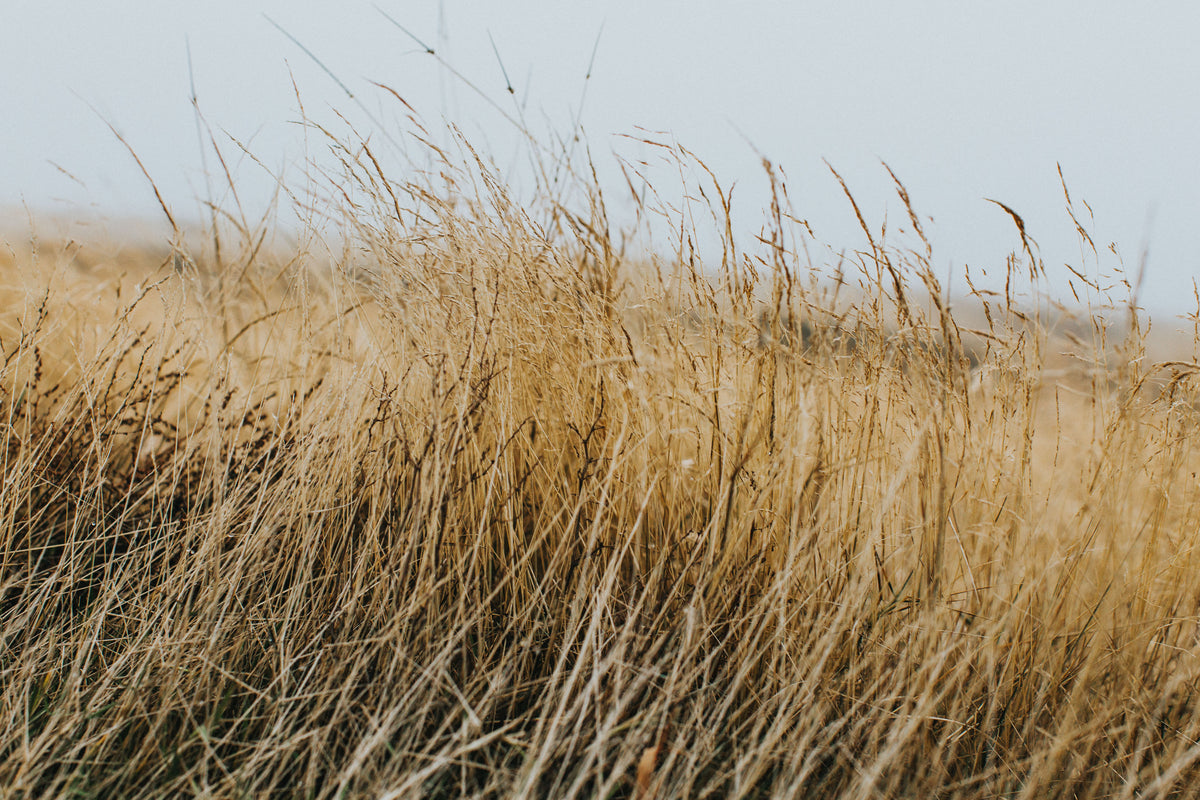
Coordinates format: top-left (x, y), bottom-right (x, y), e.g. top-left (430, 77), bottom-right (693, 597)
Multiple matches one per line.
top-left (5, 120), bottom-right (1200, 799)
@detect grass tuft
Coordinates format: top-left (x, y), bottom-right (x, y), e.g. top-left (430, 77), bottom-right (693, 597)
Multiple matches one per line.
top-left (3, 115), bottom-right (1200, 799)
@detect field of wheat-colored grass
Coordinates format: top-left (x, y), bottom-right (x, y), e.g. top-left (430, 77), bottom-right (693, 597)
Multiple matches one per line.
top-left (5, 120), bottom-right (1200, 799)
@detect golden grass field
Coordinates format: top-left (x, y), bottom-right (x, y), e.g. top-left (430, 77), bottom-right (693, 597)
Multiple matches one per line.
top-left (5, 126), bottom-right (1200, 799)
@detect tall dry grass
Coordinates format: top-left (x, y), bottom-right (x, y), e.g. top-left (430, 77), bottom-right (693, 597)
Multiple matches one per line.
top-left (4, 118), bottom-right (1200, 799)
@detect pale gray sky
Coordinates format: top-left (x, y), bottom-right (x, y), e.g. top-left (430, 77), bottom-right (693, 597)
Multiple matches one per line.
top-left (4, 1), bottom-right (1199, 316)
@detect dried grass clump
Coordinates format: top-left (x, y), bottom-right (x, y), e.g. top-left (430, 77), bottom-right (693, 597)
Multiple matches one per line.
top-left (4, 122), bottom-right (1200, 800)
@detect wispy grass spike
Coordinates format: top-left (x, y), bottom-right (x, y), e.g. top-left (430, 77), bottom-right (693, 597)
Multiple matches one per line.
top-left (264, 15), bottom-right (411, 160)
top-left (373, 4), bottom-right (435, 54)
top-left (263, 15), bottom-right (356, 100)
top-left (186, 37), bottom-right (223, 267)
top-left (488, 32), bottom-right (515, 95)
top-left (81, 96), bottom-right (178, 235)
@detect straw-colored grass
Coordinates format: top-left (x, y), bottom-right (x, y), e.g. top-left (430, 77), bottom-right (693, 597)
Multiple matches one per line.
top-left (4, 122), bottom-right (1200, 800)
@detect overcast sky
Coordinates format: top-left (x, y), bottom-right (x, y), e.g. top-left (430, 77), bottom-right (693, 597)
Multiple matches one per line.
top-left (4, 1), bottom-right (1199, 318)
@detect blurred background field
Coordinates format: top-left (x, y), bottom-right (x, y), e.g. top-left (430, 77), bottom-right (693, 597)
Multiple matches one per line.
top-left (5, 118), bottom-right (1200, 797)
